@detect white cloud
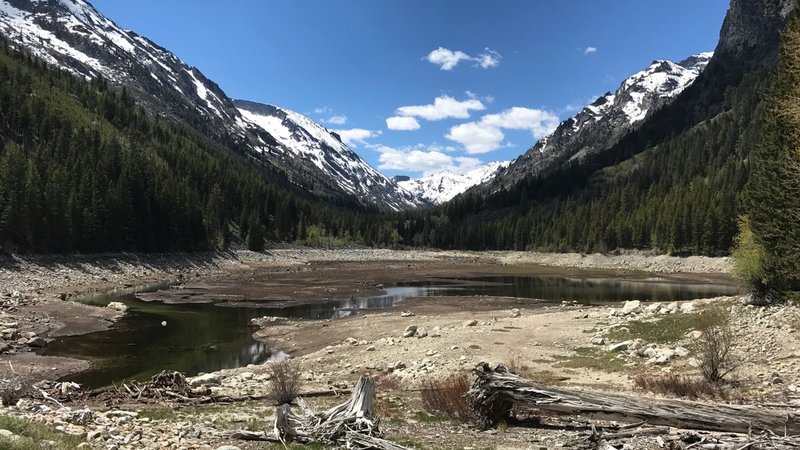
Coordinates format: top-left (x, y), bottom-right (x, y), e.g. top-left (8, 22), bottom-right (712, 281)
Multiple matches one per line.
top-left (446, 122), bottom-right (506, 154)
top-left (446, 107), bottom-right (560, 154)
top-left (396, 95), bottom-right (485, 121)
top-left (425, 47), bottom-right (502, 70)
top-left (314, 106), bottom-right (332, 114)
top-left (426, 47), bottom-right (473, 70)
top-left (373, 144), bottom-right (482, 176)
top-left (584, 46), bottom-right (598, 55)
top-left (324, 115), bottom-right (348, 125)
top-left (333, 128), bottom-right (381, 147)
top-left (476, 48), bottom-right (501, 68)
top-left (386, 116), bottom-right (421, 131)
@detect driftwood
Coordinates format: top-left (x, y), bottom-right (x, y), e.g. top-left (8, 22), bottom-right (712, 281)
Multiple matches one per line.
top-left (273, 375), bottom-right (411, 449)
top-left (468, 363), bottom-right (800, 436)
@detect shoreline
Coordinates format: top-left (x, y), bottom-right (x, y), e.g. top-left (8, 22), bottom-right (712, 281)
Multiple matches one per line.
top-left (7, 249), bottom-right (799, 450)
top-left (0, 248), bottom-right (734, 386)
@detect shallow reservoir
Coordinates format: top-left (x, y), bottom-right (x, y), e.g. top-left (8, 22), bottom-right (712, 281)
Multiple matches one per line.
top-left (42, 273), bottom-right (740, 388)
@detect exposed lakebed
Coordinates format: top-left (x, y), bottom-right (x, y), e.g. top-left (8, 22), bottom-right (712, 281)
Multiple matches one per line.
top-left (42, 273), bottom-right (740, 388)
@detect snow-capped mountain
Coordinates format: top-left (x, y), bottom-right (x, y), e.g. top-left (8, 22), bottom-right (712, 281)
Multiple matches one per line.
top-left (236, 101), bottom-right (425, 211)
top-left (397, 162), bottom-right (510, 205)
top-left (486, 53), bottom-right (712, 189)
top-left (0, 0), bottom-right (419, 211)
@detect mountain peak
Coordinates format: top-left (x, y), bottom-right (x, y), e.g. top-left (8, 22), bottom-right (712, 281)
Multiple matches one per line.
top-left (235, 100), bottom-right (427, 211)
top-left (399, 161), bottom-right (510, 205)
top-left (482, 51), bottom-right (712, 190)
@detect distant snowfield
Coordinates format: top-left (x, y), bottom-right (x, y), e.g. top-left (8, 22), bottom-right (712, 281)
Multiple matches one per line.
top-left (398, 161), bottom-right (510, 204)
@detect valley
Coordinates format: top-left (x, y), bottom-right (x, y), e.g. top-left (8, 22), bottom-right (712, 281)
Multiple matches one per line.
top-left (0, 0), bottom-right (799, 448)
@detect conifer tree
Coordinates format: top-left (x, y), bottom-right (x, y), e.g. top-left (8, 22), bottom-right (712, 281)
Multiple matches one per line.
top-left (746, 5), bottom-right (800, 295)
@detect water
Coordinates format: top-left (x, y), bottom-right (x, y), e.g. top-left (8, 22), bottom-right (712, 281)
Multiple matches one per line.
top-left (42, 274), bottom-right (739, 388)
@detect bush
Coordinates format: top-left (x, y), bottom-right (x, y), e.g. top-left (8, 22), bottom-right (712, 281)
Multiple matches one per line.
top-left (267, 360), bottom-right (302, 405)
top-left (0, 375), bottom-right (30, 407)
top-left (697, 323), bottom-right (738, 383)
top-left (419, 374), bottom-right (471, 422)
top-left (634, 373), bottom-right (724, 399)
top-left (731, 216), bottom-right (768, 292)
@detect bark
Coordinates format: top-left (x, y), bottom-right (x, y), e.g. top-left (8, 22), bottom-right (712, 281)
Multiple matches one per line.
top-left (468, 363), bottom-right (800, 435)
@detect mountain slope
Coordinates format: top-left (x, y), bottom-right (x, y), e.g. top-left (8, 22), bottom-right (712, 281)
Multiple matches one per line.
top-left (386, 0), bottom-right (794, 255)
top-left (489, 53), bottom-right (712, 190)
top-left (398, 162), bottom-right (509, 205)
top-left (0, 0), bottom-right (417, 211)
top-left (235, 101), bottom-right (425, 211)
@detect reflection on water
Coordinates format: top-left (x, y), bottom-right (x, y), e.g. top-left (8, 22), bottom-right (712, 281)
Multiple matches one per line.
top-left (44, 274), bottom-right (739, 388)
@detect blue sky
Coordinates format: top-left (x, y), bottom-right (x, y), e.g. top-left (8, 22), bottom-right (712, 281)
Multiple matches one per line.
top-left (91, 0), bottom-right (729, 177)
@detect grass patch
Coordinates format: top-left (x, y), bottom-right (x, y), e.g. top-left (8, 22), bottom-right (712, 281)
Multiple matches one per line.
top-left (606, 307), bottom-right (728, 344)
top-left (0, 415), bottom-right (84, 450)
top-left (552, 347), bottom-right (627, 372)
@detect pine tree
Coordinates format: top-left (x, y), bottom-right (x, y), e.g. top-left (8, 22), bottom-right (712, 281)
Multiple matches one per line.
top-left (746, 6), bottom-right (800, 296)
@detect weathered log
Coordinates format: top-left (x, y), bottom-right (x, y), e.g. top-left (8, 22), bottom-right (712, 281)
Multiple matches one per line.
top-left (273, 375), bottom-right (411, 449)
top-left (468, 363), bottom-right (800, 435)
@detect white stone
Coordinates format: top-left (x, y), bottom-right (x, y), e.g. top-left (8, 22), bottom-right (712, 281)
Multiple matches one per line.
top-left (621, 300), bottom-right (642, 315)
top-left (106, 302), bottom-right (128, 313)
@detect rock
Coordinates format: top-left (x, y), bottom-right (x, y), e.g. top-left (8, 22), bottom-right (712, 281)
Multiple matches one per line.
top-left (621, 300), bottom-right (642, 315)
top-left (106, 301), bottom-right (128, 313)
top-left (215, 446), bottom-right (242, 450)
top-left (189, 373), bottom-right (221, 387)
top-left (27, 337), bottom-right (47, 348)
top-left (403, 325), bottom-right (417, 338)
top-left (591, 337), bottom-right (606, 345)
top-left (644, 303), bottom-right (661, 314)
top-left (641, 347), bottom-right (658, 358)
top-left (238, 371), bottom-right (254, 381)
top-left (686, 330), bottom-right (703, 340)
top-left (463, 320), bottom-right (478, 327)
top-left (429, 327), bottom-right (441, 337)
top-left (0, 429), bottom-right (16, 440)
top-left (344, 337), bottom-right (359, 345)
top-left (509, 308), bottom-right (521, 318)
top-left (416, 327), bottom-right (428, 338)
top-left (680, 302), bottom-right (696, 313)
top-left (629, 338), bottom-right (647, 351)
top-left (771, 373), bottom-right (784, 384)
top-left (392, 361), bottom-right (406, 370)
top-left (400, 311), bottom-right (415, 317)
top-left (607, 341), bottom-right (630, 352)
top-left (366, 346), bottom-right (376, 352)
top-left (674, 347), bottom-right (690, 357)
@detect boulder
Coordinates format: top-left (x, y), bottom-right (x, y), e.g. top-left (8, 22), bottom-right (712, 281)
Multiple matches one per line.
top-left (509, 308), bottom-right (521, 318)
top-left (607, 341), bottom-right (630, 352)
top-left (27, 337), bottom-right (47, 348)
top-left (621, 300), bottom-right (642, 315)
top-left (463, 320), bottom-right (478, 327)
top-left (402, 325), bottom-right (417, 338)
top-left (106, 302), bottom-right (128, 313)
top-left (590, 336), bottom-right (606, 346)
top-left (416, 327), bottom-right (428, 338)
top-left (189, 373), bottom-right (221, 387)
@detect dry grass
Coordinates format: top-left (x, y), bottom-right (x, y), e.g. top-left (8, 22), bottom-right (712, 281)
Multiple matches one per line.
top-left (419, 374), bottom-right (472, 422)
top-left (695, 304), bottom-right (738, 383)
top-left (374, 373), bottom-right (403, 391)
top-left (267, 360), bottom-right (302, 405)
top-left (634, 373), bottom-right (725, 400)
